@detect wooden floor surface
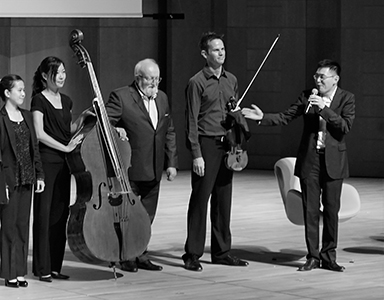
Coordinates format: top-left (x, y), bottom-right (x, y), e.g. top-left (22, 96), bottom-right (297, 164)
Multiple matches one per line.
top-left (1, 170), bottom-right (383, 300)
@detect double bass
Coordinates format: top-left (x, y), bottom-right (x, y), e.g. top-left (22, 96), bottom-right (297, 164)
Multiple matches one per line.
top-left (66, 29), bottom-right (151, 274)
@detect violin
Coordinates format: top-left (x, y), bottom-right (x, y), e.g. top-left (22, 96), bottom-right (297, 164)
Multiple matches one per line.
top-left (224, 119), bottom-right (249, 171)
top-left (222, 102), bottom-right (249, 172)
top-left (66, 29), bottom-right (151, 277)
top-left (223, 34), bottom-right (280, 171)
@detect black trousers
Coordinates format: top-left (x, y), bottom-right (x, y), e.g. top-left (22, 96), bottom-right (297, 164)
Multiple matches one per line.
top-left (33, 161), bottom-right (70, 276)
top-left (126, 179), bottom-right (160, 263)
top-left (184, 136), bottom-right (233, 261)
top-left (300, 152), bottom-right (343, 263)
top-left (0, 185), bottom-right (32, 280)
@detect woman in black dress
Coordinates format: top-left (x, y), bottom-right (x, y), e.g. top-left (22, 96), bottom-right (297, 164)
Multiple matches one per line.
top-left (0, 74), bottom-right (45, 288)
top-left (31, 57), bottom-right (83, 282)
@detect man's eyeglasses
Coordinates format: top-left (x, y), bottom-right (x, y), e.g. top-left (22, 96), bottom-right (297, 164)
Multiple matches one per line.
top-left (138, 75), bottom-right (162, 84)
top-left (313, 74), bottom-right (336, 81)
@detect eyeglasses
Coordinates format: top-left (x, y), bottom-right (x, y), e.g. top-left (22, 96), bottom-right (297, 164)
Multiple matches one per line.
top-left (313, 74), bottom-right (336, 81)
top-left (138, 75), bottom-right (162, 84)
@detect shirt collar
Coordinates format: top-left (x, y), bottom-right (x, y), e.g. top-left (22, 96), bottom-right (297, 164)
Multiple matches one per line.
top-left (202, 64), bottom-right (227, 80)
top-left (324, 86), bottom-right (337, 101)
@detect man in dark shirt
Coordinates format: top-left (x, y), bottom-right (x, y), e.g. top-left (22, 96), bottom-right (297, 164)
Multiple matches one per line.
top-left (182, 32), bottom-right (249, 271)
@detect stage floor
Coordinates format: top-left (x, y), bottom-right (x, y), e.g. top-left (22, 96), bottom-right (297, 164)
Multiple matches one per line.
top-left (2, 170), bottom-right (383, 299)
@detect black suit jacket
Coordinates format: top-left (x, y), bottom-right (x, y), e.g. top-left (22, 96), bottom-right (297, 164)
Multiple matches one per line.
top-left (0, 106), bottom-right (45, 191)
top-left (261, 87), bottom-right (355, 180)
top-left (105, 82), bottom-right (178, 182)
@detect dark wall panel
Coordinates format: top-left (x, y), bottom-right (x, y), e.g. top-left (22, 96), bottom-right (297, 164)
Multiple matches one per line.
top-left (225, 0), bottom-right (383, 177)
top-left (167, 0), bottom-right (219, 170)
top-left (1, 0), bottom-right (383, 177)
top-left (227, 1), bottom-right (308, 170)
top-left (0, 19), bottom-right (10, 76)
top-left (99, 26), bottom-right (159, 99)
top-left (340, 0), bottom-right (384, 177)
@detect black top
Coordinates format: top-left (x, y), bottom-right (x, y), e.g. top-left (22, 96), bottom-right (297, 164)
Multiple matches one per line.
top-left (30, 93), bottom-right (72, 163)
top-left (185, 65), bottom-right (238, 159)
top-left (12, 120), bottom-right (34, 186)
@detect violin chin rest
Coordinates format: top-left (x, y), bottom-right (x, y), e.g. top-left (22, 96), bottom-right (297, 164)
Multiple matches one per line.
top-left (232, 165), bottom-right (244, 171)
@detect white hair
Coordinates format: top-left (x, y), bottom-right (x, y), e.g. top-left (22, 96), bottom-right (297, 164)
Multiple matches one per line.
top-left (134, 58), bottom-right (159, 77)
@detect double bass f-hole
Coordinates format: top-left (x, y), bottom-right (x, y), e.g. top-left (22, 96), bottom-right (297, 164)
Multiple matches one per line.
top-left (95, 181), bottom-right (127, 209)
top-left (94, 181), bottom-right (107, 210)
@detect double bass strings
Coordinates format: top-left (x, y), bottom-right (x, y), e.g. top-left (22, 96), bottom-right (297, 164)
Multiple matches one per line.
top-left (87, 62), bottom-right (132, 196)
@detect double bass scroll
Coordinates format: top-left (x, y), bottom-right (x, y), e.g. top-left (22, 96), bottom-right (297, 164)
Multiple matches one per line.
top-left (66, 29), bottom-right (151, 266)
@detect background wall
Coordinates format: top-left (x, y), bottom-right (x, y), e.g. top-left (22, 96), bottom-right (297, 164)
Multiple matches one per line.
top-left (0, 0), bottom-right (383, 177)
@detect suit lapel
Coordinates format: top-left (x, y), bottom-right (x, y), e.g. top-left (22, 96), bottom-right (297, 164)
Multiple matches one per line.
top-left (130, 84), bottom-right (158, 130)
top-left (155, 96), bottom-right (164, 127)
top-left (3, 114), bottom-right (17, 156)
top-left (330, 87), bottom-right (342, 111)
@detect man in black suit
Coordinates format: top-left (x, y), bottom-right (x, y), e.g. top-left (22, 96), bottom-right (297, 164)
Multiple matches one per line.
top-left (105, 58), bottom-right (178, 272)
top-left (242, 59), bottom-right (355, 272)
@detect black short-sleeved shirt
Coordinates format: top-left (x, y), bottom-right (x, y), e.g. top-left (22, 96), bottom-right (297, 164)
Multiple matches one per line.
top-left (30, 93), bottom-right (72, 162)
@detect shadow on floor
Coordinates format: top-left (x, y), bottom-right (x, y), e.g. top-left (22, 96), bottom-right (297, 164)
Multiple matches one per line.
top-left (148, 245), bottom-right (307, 269)
top-left (343, 246), bottom-right (384, 255)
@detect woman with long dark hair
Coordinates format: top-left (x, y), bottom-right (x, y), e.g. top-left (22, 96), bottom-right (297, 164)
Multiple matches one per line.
top-left (31, 57), bottom-right (83, 282)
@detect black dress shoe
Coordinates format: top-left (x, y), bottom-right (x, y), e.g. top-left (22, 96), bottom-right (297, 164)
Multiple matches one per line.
top-left (51, 272), bottom-right (70, 280)
top-left (322, 261), bottom-right (345, 272)
top-left (182, 253), bottom-right (203, 271)
top-left (137, 259), bottom-right (163, 271)
top-left (212, 255), bottom-right (249, 266)
top-left (5, 280), bottom-right (19, 288)
top-left (18, 280), bottom-right (28, 287)
top-left (298, 258), bottom-right (320, 271)
top-left (120, 260), bottom-right (138, 272)
top-left (39, 275), bottom-right (52, 282)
